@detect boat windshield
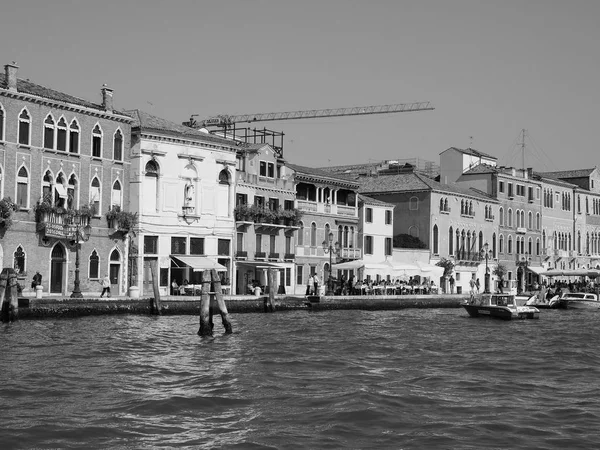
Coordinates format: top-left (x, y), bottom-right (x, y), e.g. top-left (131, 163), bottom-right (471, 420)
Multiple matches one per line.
top-left (491, 295), bottom-right (513, 306)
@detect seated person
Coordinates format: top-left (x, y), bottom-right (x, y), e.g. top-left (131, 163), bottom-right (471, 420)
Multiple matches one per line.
top-left (179, 279), bottom-right (189, 295)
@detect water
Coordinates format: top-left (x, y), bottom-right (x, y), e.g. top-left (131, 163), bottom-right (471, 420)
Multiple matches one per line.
top-left (2, 308), bottom-right (600, 449)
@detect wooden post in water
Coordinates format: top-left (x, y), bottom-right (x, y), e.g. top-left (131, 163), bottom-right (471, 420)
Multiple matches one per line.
top-left (149, 259), bottom-right (161, 315)
top-left (265, 268), bottom-right (276, 312)
top-left (198, 269), bottom-right (213, 336)
top-left (210, 269), bottom-right (232, 333)
top-left (0, 268), bottom-right (19, 323)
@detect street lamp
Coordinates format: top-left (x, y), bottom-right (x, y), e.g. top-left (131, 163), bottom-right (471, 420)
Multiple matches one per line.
top-left (322, 231), bottom-right (341, 295)
top-left (67, 215), bottom-right (92, 298)
top-left (480, 242), bottom-right (493, 293)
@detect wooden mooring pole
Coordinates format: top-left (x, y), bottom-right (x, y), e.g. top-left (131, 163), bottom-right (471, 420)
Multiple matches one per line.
top-left (0, 268), bottom-right (19, 323)
top-left (149, 259), bottom-right (162, 315)
top-left (264, 268), bottom-right (276, 312)
top-left (198, 269), bottom-right (233, 336)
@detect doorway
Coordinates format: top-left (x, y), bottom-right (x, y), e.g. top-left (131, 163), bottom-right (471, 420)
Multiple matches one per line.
top-left (109, 249), bottom-right (121, 295)
top-left (50, 244), bottom-right (66, 294)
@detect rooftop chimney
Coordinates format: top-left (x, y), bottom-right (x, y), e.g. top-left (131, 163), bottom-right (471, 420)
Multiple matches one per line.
top-left (527, 167), bottom-right (533, 179)
top-left (4, 62), bottom-right (18, 92)
top-left (101, 84), bottom-right (113, 112)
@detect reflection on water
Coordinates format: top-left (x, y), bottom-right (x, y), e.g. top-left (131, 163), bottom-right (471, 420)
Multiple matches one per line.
top-left (2, 309), bottom-right (600, 449)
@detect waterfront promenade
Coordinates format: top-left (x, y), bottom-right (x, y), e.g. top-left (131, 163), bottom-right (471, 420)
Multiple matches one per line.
top-left (14, 293), bottom-right (468, 319)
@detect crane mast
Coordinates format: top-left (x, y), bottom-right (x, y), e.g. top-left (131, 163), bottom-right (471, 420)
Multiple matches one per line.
top-left (184, 101), bottom-right (434, 128)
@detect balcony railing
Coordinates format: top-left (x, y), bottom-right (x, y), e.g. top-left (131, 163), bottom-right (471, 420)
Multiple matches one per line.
top-left (268, 252), bottom-right (280, 260)
top-left (439, 206), bottom-right (451, 214)
top-left (284, 253), bottom-right (295, 260)
top-left (38, 211), bottom-right (91, 238)
top-left (516, 227), bottom-right (527, 234)
top-left (454, 251), bottom-right (481, 262)
top-left (296, 200), bottom-right (357, 217)
top-left (235, 251), bottom-right (248, 259)
top-left (339, 247), bottom-right (362, 259)
top-left (255, 252), bottom-right (267, 259)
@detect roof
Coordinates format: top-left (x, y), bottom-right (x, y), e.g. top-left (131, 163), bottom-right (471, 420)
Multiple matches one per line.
top-left (532, 171), bottom-right (579, 189)
top-left (539, 168), bottom-right (597, 180)
top-left (358, 194), bottom-right (395, 208)
top-left (125, 109), bottom-right (238, 146)
top-left (286, 163), bottom-right (360, 188)
top-left (0, 73), bottom-right (127, 116)
top-left (442, 147), bottom-right (497, 160)
top-left (358, 171), bottom-right (496, 202)
top-left (462, 163), bottom-right (498, 175)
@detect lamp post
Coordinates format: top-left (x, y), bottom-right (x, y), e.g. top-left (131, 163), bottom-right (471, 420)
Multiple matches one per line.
top-left (480, 242), bottom-right (493, 293)
top-left (322, 231), bottom-right (341, 295)
top-left (67, 215), bottom-right (92, 298)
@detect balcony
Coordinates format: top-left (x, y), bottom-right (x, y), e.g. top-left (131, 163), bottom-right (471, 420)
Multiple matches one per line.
top-left (284, 253), bottom-right (295, 261)
top-left (235, 251), bottom-right (248, 259)
top-left (516, 227), bottom-right (527, 234)
top-left (439, 206), bottom-right (451, 215)
top-left (339, 247), bottom-right (361, 260)
top-left (485, 214), bottom-right (495, 222)
top-left (255, 252), bottom-right (267, 259)
top-left (236, 172), bottom-right (294, 190)
top-left (454, 251), bottom-right (481, 264)
top-left (460, 212), bottom-right (475, 219)
top-left (296, 200), bottom-right (357, 217)
top-left (268, 252), bottom-right (280, 260)
top-left (37, 210), bottom-right (91, 238)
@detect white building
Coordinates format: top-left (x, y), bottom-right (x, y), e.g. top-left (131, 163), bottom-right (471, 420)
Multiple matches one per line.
top-left (127, 110), bottom-right (238, 296)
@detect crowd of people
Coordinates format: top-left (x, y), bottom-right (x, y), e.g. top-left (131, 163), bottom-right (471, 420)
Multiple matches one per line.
top-left (310, 274), bottom-right (439, 296)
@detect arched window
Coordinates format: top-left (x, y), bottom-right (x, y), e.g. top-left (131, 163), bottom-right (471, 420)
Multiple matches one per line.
top-left (439, 198), bottom-right (444, 211)
top-left (42, 170), bottom-right (53, 203)
top-left (536, 238), bottom-right (540, 256)
top-left (528, 237), bottom-right (533, 255)
top-left (449, 226), bottom-right (453, 255)
top-left (218, 169), bottom-right (230, 185)
top-left (144, 160), bottom-right (159, 213)
top-left (343, 226), bottom-right (349, 247)
top-left (508, 209), bottom-right (513, 227)
top-left (479, 231), bottom-right (484, 252)
top-left (499, 234), bottom-right (504, 253)
top-left (90, 177), bottom-right (101, 215)
top-left (508, 235), bottom-right (513, 254)
top-left (536, 213), bottom-right (540, 230)
top-left (433, 224), bottom-right (439, 254)
top-left (89, 250), bottom-right (100, 279)
top-left (324, 223), bottom-right (330, 244)
top-left (499, 207), bottom-right (504, 226)
top-left (528, 211), bottom-right (533, 229)
top-left (310, 222), bottom-right (317, 247)
top-left (469, 201), bottom-right (474, 216)
top-left (338, 225), bottom-right (343, 244)
top-left (92, 124), bottom-right (102, 157)
top-left (577, 231), bottom-right (581, 254)
top-left (460, 200), bottom-right (465, 215)
top-left (110, 249), bottom-right (120, 261)
top-left (409, 196), bottom-right (419, 210)
top-left (69, 120), bottom-right (80, 153)
top-left (56, 117), bottom-right (67, 151)
top-left (18, 109), bottom-right (30, 145)
top-left (492, 233), bottom-right (497, 258)
top-left (44, 114), bottom-right (55, 149)
top-left (13, 245), bottom-right (25, 274)
top-left (298, 222), bottom-right (304, 246)
top-left (16, 166), bottom-right (29, 208)
top-left (444, 198), bottom-right (448, 211)
top-left (55, 173), bottom-right (66, 208)
top-left (111, 180), bottom-right (122, 209)
top-left (113, 129), bottom-right (123, 161)
top-left (0, 103), bottom-right (4, 141)
top-left (67, 174), bottom-right (78, 209)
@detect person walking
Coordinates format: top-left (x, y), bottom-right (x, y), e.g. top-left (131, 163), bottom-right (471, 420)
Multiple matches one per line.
top-left (313, 273), bottom-right (320, 296)
top-left (99, 275), bottom-right (111, 298)
top-left (475, 278), bottom-right (481, 294)
top-left (449, 275), bottom-right (455, 294)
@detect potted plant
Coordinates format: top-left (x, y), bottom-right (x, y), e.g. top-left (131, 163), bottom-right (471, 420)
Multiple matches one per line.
top-left (493, 263), bottom-right (508, 293)
top-left (436, 257), bottom-right (455, 294)
top-left (234, 204), bottom-right (252, 221)
top-left (0, 197), bottom-right (18, 230)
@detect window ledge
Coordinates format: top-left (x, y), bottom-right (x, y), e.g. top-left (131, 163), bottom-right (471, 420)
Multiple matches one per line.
top-left (113, 160), bottom-right (124, 165)
top-left (17, 144), bottom-right (31, 149)
top-left (91, 157), bottom-right (103, 161)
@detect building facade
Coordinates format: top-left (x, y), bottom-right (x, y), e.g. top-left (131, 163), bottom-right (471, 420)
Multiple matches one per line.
top-left (127, 110), bottom-right (238, 296)
top-left (288, 164), bottom-right (361, 295)
top-left (233, 143), bottom-right (299, 295)
top-left (0, 63), bottom-right (132, 295)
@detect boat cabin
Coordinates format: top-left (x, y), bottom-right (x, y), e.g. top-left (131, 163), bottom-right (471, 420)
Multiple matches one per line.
top-left (488, 294), bottom-right (515, 307)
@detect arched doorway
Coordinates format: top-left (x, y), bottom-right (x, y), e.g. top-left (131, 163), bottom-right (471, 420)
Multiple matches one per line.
top-left (50, 244), bottom-right (66, 293)
top-left (109, 249), bottom-right (121, 295)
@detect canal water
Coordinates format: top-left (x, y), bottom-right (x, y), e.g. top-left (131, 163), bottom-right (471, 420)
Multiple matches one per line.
top-left (2, 308), bottom-right (600, 449)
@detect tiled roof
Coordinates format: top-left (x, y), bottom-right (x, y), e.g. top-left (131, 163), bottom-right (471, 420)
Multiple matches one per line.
top-left (442, 147), bottom-right (497, 160)
top-left (286, 163), bottom-right (360, 187)
top-left (0, 73), bottom-right (127, 115)
top-left (125, 109), bottom-right (237, 146)
top-left (462, 163), bottom-right (498, 175)
top-left (532, 172), bottom-right (579, 188)
top-left (539, 168), bottom-right (597, 180)
top-left (358, 171), bottom-right (496, 202)
top-left (358, 194), bottom-right (395, 207)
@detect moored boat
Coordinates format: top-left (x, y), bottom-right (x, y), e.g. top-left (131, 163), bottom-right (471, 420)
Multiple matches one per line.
top-left (560, 293), bottom-right (600, 310)
top-left (463, 293), bottom-right (540, 320)
top-left (524, 294), bottom-right (567, 309)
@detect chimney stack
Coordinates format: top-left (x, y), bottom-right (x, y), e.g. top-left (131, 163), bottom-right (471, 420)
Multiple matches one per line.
top-left (101, 84), bottom-right (113, 112)
top-left (527, 167), bottom-right (533, 179)
top-left (4, 62), bottom-right (18, 92)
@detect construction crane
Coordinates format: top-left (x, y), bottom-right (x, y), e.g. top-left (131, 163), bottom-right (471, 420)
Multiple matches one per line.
top-left (183, 101), bottom-right (434, 128)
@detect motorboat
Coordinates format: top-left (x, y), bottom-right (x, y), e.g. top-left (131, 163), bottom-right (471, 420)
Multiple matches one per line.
top-left (524, 294), bottom-right (567, 309)
top-left (559, 293), bottom-right (600, 310)
top-left (463, 293), bottom-right (540, 320)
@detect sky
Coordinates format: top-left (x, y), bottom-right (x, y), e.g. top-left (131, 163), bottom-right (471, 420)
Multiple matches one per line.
top-left (1, 0), bottom-right (599, 171)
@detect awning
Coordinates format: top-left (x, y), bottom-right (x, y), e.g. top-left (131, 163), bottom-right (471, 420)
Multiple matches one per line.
top-left (392, 263), bottom-right (421, 275)
top-left (171, 255), bottom-right (227, 272)
top-left (415, 262), bottom-right (444, 278)
top-left (526, 266), bottom-right (546, 275)
top-left (541, 269), bottom-right (592, 277)
top-left (55, 184), bottom-right (68, 199)
top-left (332, 260), bottom-right (365, 270)
top-left (236, 261), bottom-right (284, 269)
